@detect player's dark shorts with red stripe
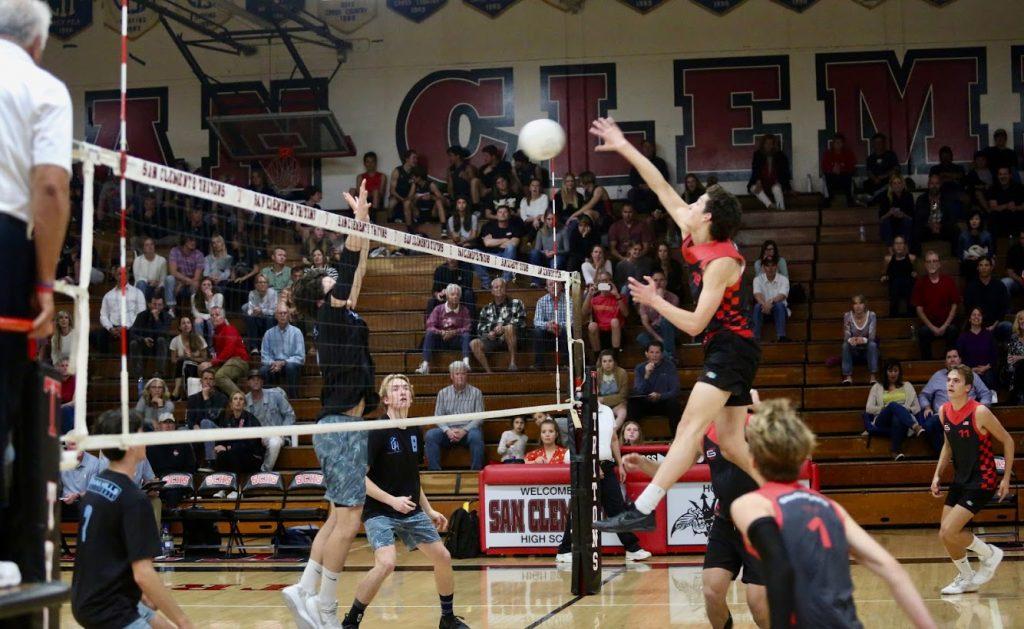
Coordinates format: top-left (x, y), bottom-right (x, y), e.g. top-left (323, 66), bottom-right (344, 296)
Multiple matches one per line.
top-left (944, 484), bottom-right (995, 515)
top-left (704, 515), bottom-right (763, 585)
top-left (700, 331), bottom-right (761, 407)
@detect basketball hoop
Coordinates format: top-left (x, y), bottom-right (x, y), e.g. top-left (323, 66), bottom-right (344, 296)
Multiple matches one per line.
top-left (265, 147), bottom-right (301, 192)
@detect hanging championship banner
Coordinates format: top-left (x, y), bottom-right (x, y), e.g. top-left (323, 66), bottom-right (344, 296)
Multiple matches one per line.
top-left (772, 0), bottom-right (820, 11)
top-left (102, 0), bottom-right (159, 39)
top-left (48, 0), bottom-right (93, 41)
top-left (387, 0), bottom-right (447, 22)
top-left (184, 0), bottom-right (232, 25)
top-left (542, 0), bottom-right (584, 12)
top-left (245, 0), bottom-right (305, 20)
top-left (616, 0), bottom-right (669, 14)
top-left (319, 0), bottom-right (378, 33)
top-left (463, 0), bottom-right (520, 18)
top-left (690, 0), bottom-right (746, 15)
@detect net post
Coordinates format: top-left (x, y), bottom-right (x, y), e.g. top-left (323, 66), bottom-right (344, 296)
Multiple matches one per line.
top-left (570, 369), bottom-right (601, 596)
top-left (72, 160), bottom-right (96, 438)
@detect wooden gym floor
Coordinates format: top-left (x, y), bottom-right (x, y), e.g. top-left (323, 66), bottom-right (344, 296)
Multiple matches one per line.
top-left (58, 528), bottom-right (1024, 628)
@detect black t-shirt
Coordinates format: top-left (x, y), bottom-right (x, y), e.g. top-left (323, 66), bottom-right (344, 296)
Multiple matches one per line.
top-left (866, 150), bottom-right (899, 179)
top-left (983, 146), bottom-right (1019, 174)
top-left (929, 162), bottom-right (965, 181)
top-left (480, 220), bottom-right (522, 252)
top-left (362, 426), bottom-right (424, 521)
top-left (71, 469), bottom-right (161, 628)
top-left (964, 277), bottom-right (1010, 327)
top-left (185, 390), bottom-right (228, 429)
top-left (1007, 244), bottom-right (1024, 275)
top-left (317, 247), bottom-right (378, 416)
top-left (481, 160), bottom-right (514, 190)
top-left (988, 182), bottom-right (1024, 206)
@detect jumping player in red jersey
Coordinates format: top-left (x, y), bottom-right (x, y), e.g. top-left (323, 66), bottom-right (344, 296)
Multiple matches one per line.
top-left (731, 399), bottom-right (935, 629)
top-left (930, 364), bottom-right (1014, 595)
top-left (589, 117), bottom-right (762, 533)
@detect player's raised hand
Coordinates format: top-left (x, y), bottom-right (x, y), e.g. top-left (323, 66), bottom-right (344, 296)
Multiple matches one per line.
top-left (590, 117), bottom-right (628, 153)
top-left (627, 275), bottom-right (659, 307)
top-left (343, 180), bottom-right (372, 222)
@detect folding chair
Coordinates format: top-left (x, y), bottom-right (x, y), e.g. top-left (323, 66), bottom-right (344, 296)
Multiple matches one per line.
top-left (157, 472), bottom-right (195, 555)
top-left (275, 471), bottom-right (328, 556)
top-left (229, 472), bottom-right (285, 556)
top-left (179, 471), bottom-right (238, 556)
top-left (976, 456), bottom-right (1021, 548)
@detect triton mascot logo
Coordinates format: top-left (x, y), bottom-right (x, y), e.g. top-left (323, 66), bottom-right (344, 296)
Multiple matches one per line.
top-left (671, 490), bottom-right (716, 538)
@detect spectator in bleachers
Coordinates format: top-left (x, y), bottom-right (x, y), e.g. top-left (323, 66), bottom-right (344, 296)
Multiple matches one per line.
top-left (917, 349), bottom-right (993, 419)
top-left (1004, 311), bottom-right (1024, 403)
top-left (227, 219), bottom-right (260, 284)
top-left (307, 249), bottom-right (337, 280)
top-left (620, 420), bottom-right (644, 446)
top-left (528, 211), bottom-right (566, 281)
top-left (245, 370), bottom-right (296, 472)
top-left (200, 306), bottom-right (250, 396)
top-left (60, 448), bottom-right (101, 520)
top-left (131, 193), bottom-right (170, 249)
top-left (260, 247), bottom-right (292, 293)
top-left (477, 206), bottom-right (521, 288)
top-left (654, 243), bottom-right (684, 299)
top-left (987, 166), bottom-right (1024, 238)
top-left (134, 377), bottom-right (174, 428)
top-left (964, 151), bottom-right (993, 209)
top-left (519, 178), bottom-right (549, 236)
top-left (497, 416), bottom-right (528, 464)
top-left (447, 196), bottom-right (480, 249)
top-left (57, 359), bottom-right (76, 434)
top-left (860, 132), bottom-right (900, 205)
top-left (982, 129), bottom-right (1019, 179)
top-left (753, 239), bottom-right (788, 277)
top-left (167, 234), bottom-right (205, 312)
top-left (474, 145), bottom-right (518, 204)
top-left (242, 274), bottom-right (277, 354)
top-left (681, 172), bottom-right (706, 204)
top-left (148, 412), bottom-right (196, 481)
top-left (628, 341), bottom-right (682, 432)
top-left (388, 149), bottom-right (417, 223)
top-left (956, 307), bottom-right (999, 390)
top-left (628, 140), bottom-right (670, 214)
top-left (929, 146), bottom-right (966, 192)
top-left (863, 359), bottom-right (923, 461)
top-left (445, 146), bottom-right (475, 209)
top-left (484, 174), bottom-right (520, 225)
top-left (1003, 232), bottom-right (1024, 298)
top-left (425, 361), bottom-right (485, 470)
top-left (964, 257), bottom-right (1010, 341)
top-left (608, 203), bottom-right (653, 263)
top-left (881, 235), bottom-right (916, 317)
top-left (129, 295), bottom-right (173, 379)
top-left (185, 368), bottom-right (228, 438)
top-left (204, 235), bottom-right (234, 292)
top-left (300, 228), bottom-right (332, 266)
top-left (190, 277), bottom-right (223, 347)
top-left (613, 241), bottom-right (653, 296)
top-left (596, 350), bottom-right (629, 428)
top-left (821, 133), bottom-right (856, 207)
top-left (426, 258), bottom-right (475, 317)
top-left (207, 391), bottom-right (264, 489)
top-left (355, 152), bottom-right (386, 216)
top-left (182, 204), bottom-right (212, 254)
top-left (841, 295), bottom-right (878, 385)
top-left (48, 310), bottom-right (76, 372)
top-left (133, 238), bottom-right (168, 303)
top-left (575, 171), bottom-right (611, 230)
top-left (911, 250), bottom-right (960, 359)
top-left (553, 173), bottom-right (581, 223)
top-left (747, 133), bottom-right (790, 210)
top-left (514, 150), bottom-right (550, 191)
top-left (637, 271), bottom-right (680, 363)
top-left (525, 418), bottom-right (568, 464)
top-left (751, 256), bottom-right (790, 342)
top-left (581, 244), bottom-right (612, 287)
top-left (407, 167), bottom-right (447, 233)
top-left (531, 279), bottom-right (569, 371)
top-left (418, 284), bottom-right (472, 375)
top-left (955, 212), bottom-right (994, 281)
top-left (470, 278), bottom-right (526, 372)
top-left (878, 174), bottom-right (914, 248)
top-left (260, 303), bottom-right (305, 398)
top-left (533, 411), bottom-right (569, 448)
top-left (169, 315), bottom-right (208, 400)
top-left (913, 174), bottom-right (958, 246)
top-left (583, 272), bottom-right (627, 357)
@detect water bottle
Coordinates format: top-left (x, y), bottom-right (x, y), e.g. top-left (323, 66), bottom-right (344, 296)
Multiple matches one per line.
top-left (858, 224), bottom-right (866, 242)
top-left (161, 525), bottom-right (174, 557)
top-left (137, 377), bottom-right (144, 397)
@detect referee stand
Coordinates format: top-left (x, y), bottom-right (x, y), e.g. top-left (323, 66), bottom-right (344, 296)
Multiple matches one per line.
top-left (569, 369), bottom-right (602, 596)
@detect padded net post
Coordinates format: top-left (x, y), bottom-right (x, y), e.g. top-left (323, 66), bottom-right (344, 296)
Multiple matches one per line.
top-left (570, 368), bottom-right (601, 596)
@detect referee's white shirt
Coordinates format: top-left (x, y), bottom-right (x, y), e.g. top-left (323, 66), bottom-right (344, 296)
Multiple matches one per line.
top-left (0, 38), bottom-right (72, 226)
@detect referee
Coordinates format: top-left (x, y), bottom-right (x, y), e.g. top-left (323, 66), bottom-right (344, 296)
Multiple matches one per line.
top-left (0, 0), bottom-right (72, 589)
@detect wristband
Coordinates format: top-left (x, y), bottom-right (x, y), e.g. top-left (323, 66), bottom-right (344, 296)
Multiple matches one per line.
top-left (36, 281), bottom-right (54, 293)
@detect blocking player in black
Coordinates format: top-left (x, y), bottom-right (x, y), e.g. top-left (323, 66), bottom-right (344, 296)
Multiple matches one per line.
top-left (71, 410), bottom-right (192, 629)
top-left (731, 399), bottom-right (935, 629)
top-left (931, 364), bottom-right (1014, 595)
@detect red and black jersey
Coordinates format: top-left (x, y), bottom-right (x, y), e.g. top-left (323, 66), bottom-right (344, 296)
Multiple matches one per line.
top-left (941, 400), bottom-right (998, 490)
top-left (746, 482), bottom-right (861, 628)
top-left (704, 422), bottom-right (758, 520)
top-left (681, 236), bottom-right (753, 342)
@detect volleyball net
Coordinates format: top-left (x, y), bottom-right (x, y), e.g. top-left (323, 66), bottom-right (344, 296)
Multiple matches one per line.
top-left (67, 140), bottom-right (583, 453)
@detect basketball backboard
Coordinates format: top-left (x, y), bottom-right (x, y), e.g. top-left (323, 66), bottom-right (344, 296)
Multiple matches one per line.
top-left (205, 110), bottom-right (356, 160)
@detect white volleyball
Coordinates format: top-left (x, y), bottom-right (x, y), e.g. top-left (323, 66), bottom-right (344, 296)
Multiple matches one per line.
top-left (517, 118), bottom-right (567, 161)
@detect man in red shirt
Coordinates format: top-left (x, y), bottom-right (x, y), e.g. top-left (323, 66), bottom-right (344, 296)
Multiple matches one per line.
top-left (912, 251), bottom-right (960, 359)
top-left (820, 133), bottom-right (857, 207)
top-left (607, 203), bottom-right (653, 262)
top-left (198, 306), bottom-right (250, 396)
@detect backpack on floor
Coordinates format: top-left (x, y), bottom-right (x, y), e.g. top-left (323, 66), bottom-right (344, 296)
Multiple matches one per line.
top-left (182, 519), bottom-right (222, 556)
top-left (445, 503), bottom-right (481, 559)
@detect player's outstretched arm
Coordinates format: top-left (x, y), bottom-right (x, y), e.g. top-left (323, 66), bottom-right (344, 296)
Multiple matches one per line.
top-left (977, 406), bottom-right (1015, 501)
top-left (841, 508), bottom-right (936, 629)
top-left (132, 558), bottom-right (193, 629)
top-left (628, 257), bottom-right (736, 336)
top-left (730, 494), bottom-right (795, 629)
top-left (331, 181), bottom-right (371, 309)
top-left (589, 117), bottom-right (690, 235)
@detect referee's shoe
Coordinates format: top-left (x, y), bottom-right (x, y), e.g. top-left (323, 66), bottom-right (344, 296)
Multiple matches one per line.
top-left (593, 505), bottom-right (656, 533)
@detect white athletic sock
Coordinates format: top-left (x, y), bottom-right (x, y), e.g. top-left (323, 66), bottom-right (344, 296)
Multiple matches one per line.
top-left (318, 568), bottom-right (340, 608)
top-left (953, 556), bottom-right (973, 578)
top-left (634, 485), bottom-right (666, 515)
top-left (967, 536), bottom-right (994, 560)
top-left (754, 190), bottom-right (773, 208)
top-left (299, 559), bottom-right (322, 594)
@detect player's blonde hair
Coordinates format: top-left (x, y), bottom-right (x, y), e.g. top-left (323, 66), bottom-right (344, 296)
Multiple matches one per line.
top-left (378, 373), bottom-right (413, 408)
top-left (746, 398), bottom-right (816, 482)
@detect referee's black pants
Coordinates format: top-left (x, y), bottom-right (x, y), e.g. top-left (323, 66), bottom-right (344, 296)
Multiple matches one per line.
top-left (558, 460), bottom-right (641, 553)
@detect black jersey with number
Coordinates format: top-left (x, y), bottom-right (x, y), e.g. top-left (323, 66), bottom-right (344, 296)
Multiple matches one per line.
top-left (362, 426), bottom-right (425, 521)
top-left (942, 400), bottom-right (997, 490)
top-left (704, 423), bottom-right (758, 520)
top-left (750, 482), bottom-right (861, 628)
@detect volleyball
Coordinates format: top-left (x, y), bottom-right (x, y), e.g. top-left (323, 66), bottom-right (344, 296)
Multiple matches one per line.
top-left (518, 118), bottom-right (566, 161)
